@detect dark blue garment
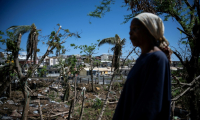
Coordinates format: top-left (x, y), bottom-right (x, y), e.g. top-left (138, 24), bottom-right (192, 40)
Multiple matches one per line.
top-left (113, 51), bottom-right (171, 120)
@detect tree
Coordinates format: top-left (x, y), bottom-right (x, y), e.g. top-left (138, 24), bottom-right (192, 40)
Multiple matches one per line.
top-left (62, 55), bottom-right (84, 101)
top-left (98, 34), bottom-right (126, 72)
top-left (71, 41), bottom-right (99, 92)
top-left (0, 24), bottom-right (80, 120)
top-left (90, 0), bottom-right (200, 119)
top-left (38, 65), bottom-right (47, 77)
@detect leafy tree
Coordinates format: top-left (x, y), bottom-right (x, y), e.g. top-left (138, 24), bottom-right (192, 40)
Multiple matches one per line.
top-left (59, 55), bottom-right (84, 101)
top-left (93, 59), bottom-right (101, 67)
top-left (0, 23), bottom-right (80, 120)
top-left (71, 41), bottom-right (99, 92)
top-left (38, 65), bottom-right (47, 77)
top-left (90, 0), bottom-right (200, 119)
top-left (98, 34), bottom-right (126, 72)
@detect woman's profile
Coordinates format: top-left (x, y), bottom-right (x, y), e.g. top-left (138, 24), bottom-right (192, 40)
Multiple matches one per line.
top-left (113, 12), bottom-right (172, 120)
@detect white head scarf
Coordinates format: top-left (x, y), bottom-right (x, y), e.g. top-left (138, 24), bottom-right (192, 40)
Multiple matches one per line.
top-left (134, 12), bottom-right (165, 42)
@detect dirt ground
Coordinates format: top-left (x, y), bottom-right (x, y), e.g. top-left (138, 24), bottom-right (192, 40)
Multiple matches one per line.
top-left (0, 80), bottom-right (123, 120)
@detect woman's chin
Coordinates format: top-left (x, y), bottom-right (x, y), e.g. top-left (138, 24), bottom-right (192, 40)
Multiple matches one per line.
top-left (132, 42), bottom-right (138, 47)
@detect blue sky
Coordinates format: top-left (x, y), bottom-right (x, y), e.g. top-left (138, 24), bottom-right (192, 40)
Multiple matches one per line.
top-left (0, 0), bottom-right (183, 61)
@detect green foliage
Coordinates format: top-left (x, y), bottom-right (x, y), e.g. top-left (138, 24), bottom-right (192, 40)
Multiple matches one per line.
top-left (65, 55), bottom-right (84, 77)
top-left (70, 40), bottom-right (99, 56)
top-left (88, 0), bottom-right (114, 19)
top-left (38, 65), bottom-right (48, 77)
top-left (0, 31), bottom-right (4, 35)
top-left (92, 98), bottom-right (102, 109)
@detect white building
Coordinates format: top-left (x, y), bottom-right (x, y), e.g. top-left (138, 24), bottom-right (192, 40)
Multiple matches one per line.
top-left (101, 54), bottom-right (113, 61)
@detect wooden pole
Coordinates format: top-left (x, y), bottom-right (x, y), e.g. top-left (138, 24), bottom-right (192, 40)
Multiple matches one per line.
top-left (39, 100), bottom-right (43, 120)
top-left (79, 88), bottom-right (86, 120)
top-left (103, 76), bottom-right (104, 85)
top-left (74, 76), bottom-right (77, 106)
top-left (68, 99), bottom-right (74, 120)
top-left (80, 78), bottom-right (81, 83)
top-left (88, 78), bottom-right (89, 84)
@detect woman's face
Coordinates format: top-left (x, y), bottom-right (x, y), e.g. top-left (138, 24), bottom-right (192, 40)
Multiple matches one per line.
top-left (129, 19), bottom-right (149, 47)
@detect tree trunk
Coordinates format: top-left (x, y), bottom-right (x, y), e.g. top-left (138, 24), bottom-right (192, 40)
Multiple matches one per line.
top-left (90, 58), bottom-right (94, 92)
top-left (74, 76), bottom-right (77, 106)
top-left (0, 77), bottom-right (13, 96)
top-left (9, 83), bottom-right (11, 98)
top-left (22, 83), bottom-right (30, 120)
top-left (63, 82), bottom-right (70, 102)
top-left (186, 60), bottom-right (199, 120)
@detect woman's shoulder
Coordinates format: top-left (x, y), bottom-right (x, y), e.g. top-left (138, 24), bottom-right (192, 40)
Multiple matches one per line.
top-left (136, 51), bottom-right (168, 64)
top-left (149, 51), bottom-right (169, 63)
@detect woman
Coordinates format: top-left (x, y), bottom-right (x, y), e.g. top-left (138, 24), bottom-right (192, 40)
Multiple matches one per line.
top-left (113, 13), bottom-right (172, 120)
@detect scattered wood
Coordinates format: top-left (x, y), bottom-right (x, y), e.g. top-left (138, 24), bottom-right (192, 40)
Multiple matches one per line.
top-left (50, 111), bottom-right (69, 117)
top-left (108, 101), bottom-right (118, 104)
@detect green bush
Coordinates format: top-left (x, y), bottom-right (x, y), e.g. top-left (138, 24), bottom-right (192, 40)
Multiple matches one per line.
top-left (92, 98), bottom-right (102, 109)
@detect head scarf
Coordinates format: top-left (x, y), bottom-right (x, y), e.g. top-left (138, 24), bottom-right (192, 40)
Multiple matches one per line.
top-left (134, 12), bottom-right (172, 62)
top-left (134, 12), bottom-right (166, 43)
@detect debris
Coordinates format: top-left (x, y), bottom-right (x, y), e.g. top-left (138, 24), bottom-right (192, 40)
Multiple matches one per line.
top-left (7, 100), bottom-right (14, 104)
top-left (110, 91), bottom-right (116, 95)
top-left (64, 104), bottom-right (69, 108)
top-left (29, 104), bottom-right (38, 107)
top-left (10, 109), bottom-right (21, 117)
top-left (1, 116), bottom-right (13, 120)
top-left (0, 97), bottom-right (7, 100)
top-left (95, 87), bottom-right (100, 91)
top-left (38, 94), bottom-right (43, 96)
top-left (33, 111), bottom-right (38, 114)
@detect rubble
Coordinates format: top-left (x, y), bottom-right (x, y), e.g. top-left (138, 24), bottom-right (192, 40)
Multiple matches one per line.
top-left (10, 109), bottom-right (21, 117)
top-left (0, 78), bottom-right (124, 120)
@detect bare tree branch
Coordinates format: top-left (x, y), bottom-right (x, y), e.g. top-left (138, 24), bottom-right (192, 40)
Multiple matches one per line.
top-left (172, 50), bottom-right (185, 66)
top-left (97, 67), bottom-right (119, 120)
top-left (177, 27), bottom-right (194, 39)
top-left (122, 47), bottom-right (135, 66)
top-left (172, 75), bottom-right (200, 101)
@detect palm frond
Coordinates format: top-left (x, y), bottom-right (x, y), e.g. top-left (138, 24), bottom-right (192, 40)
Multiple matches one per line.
top-left (111, 47), bottom-right (115, 51)
top-left (115, 34), bottom-right (120, 43)
top-left (26, 24), bottom-right (38, 63)
top-left (120, 38), bottom-right (126, 45)
top-left (33, 33), bottom-right (38, 64)
top-left (7, 25), bottom-right (32, 40)
top-left (7, 25), bottom-right (32, 35)
top-left (7, 26), bottom-right (19, 30)
top-left (98, 37), bottom-right (116, 47)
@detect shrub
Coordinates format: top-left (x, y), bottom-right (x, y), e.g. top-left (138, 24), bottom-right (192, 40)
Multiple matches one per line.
top-left (92, 98), bottom-right (102, 109)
